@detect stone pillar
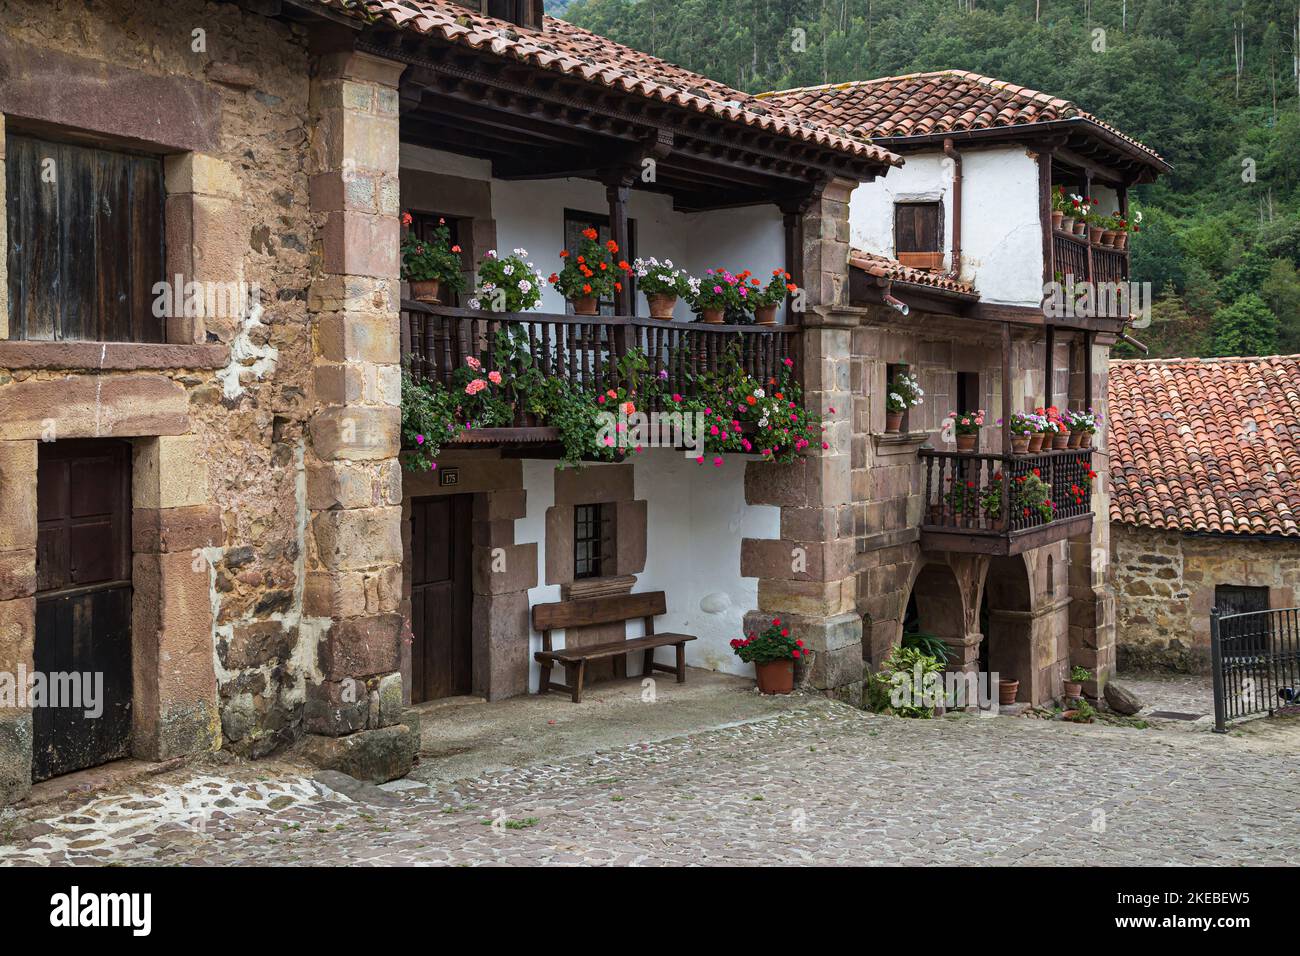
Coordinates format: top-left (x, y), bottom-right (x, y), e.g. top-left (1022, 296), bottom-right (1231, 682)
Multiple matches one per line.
top-left (743, 179), bottom-right (864, 704)
top-left (300, 50), bottom-right (412, 782)
top-left (131, 437), bottom-right (221, 760)
top-left (0, 113), bottom-right (7, 339)
top-left (0, 440), bottom-right (36, 802)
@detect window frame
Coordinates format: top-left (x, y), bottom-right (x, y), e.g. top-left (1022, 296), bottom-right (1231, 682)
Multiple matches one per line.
top-left (573, 502), bottom-right (616, 580)
top-left (563, 208), bottom-right (636, 316)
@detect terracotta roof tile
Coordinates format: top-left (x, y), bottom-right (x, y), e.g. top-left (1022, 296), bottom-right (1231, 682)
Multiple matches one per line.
top-left (1108, 355), bottom-right (1300, 537)
top-left (308, 1), bottom-right (901, 168)
top-left (760, 70), bottom-right (1163, 165)
top-left (849, 249), bottom-right (977, 297)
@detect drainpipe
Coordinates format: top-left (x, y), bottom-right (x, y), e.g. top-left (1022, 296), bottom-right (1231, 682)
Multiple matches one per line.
top-left (882, 279), bottom-right (910, 315)
top-left (943, 137), bottom-right (963, 279)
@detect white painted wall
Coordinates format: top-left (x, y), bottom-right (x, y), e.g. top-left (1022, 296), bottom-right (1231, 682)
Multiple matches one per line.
top-left (400, 145), bottom-right (786, 321)
top-left (850, 144), bottom-right (1045, 306)
top-left (517, 453), bottom-right (780, 691)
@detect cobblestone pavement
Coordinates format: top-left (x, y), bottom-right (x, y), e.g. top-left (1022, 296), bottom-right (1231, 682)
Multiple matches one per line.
top-left (1, 701), bottom-right (1296, 866)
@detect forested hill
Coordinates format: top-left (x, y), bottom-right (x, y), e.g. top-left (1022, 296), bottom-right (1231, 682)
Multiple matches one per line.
top-left (561, 0), bottom-right (1300, 358)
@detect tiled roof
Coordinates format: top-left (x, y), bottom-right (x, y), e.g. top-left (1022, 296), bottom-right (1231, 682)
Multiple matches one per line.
top-left (1109, 355), bottom-right (1300, 537)
top-left (849, 249), bottom-right (977, 297)
top-left (761, 70), bottom-right (1163, 165)
top-left (309, 1), bottom-right (902, 168)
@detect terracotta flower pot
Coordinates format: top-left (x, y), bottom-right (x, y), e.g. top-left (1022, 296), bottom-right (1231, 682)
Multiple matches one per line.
top-left (1078, 432), bottom-right (1094, 449)
top-left (754, 304), bottom-right (779, 325)
top-left (1088, 225), bottom-right (1104, 244)
top-left (755, 659), bottom-right (794, 695)
top-left (1012, 436), bottom-right (1030, 454)
top-left (956, 433), bottom-right (977, 452)
top-left (928, 503), bottom-right (945, 526)
top-left (999, 679), bottom-right (1019, 706)
top-left (1028, 433), bottom-right (1046, 453)
top-left (1068, 429), bottom-right (1083, 448)
top-left (1051, 210), bottom-right (1064, 231)
top-left (646, 293), bottom-right (677, 320)
top-left (701, 307), bottom-right (726, 324)
top-left (1051, 431), bottom-right (1070, 450)
top-left (1073, 220), bottom-right (1087, 237)
top-left (409, 278), bottom-right (442, 303)
top-left (1060, 216), bottom-right (1076, 233)
top-left (1101, 230), bottom-right (1118, 247)
top-left (1114, 232), bottom-right (1129, 250)
top-left (1062, 680), bottom-right (1083, 699)
top-left (571, 296), bottom-right (599, 316)
top-left (885, 411), bottom-right (904, 433)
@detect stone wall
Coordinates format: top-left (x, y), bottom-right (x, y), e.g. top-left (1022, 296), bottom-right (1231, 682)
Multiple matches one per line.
top-left (0, 0), bottom-right (324, 796)
top-left (1111, 524), bottom-right (1300, 672)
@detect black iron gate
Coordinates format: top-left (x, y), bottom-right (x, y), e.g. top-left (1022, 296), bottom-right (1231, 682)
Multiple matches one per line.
top-left (1209, 606), bottom-right (1300, 732)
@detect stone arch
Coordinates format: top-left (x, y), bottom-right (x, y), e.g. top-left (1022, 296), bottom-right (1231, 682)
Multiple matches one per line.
top-left (982, 551), bottom-right (1066, 705)
top-left (901, 553), bottom-right (988, 676)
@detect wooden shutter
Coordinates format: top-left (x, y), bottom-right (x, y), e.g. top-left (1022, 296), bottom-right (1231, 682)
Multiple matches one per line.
top-left (6, 134), bottom-right (165, 342)
top-left (894, 201), bottom-right (943, 253)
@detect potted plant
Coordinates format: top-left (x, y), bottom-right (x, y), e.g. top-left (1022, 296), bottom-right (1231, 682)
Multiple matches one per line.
top-left (549, 228), bottom-right (630, 315)
top-left (1114, 208), bottom-right (1141, 250)
top-left (1006, 412), bottom-right (1035, 454)
top-left (1040, 406), bottom-right (1070, 449)
top-left (867, 645), bottom-right (946, 718)
top-left (885, 369), bottom-right (924, 432)
top-left (999, 678), bottom-right (1019, 706)
top-left (692, 268), bottom-right (748, 323)
top-left (1086, 212), bottom-right (1106, 245)
top-left (946, 477), bottom-right (980, 528)
top-left (950, 408), bottom-right (984, 452)
top-left (752, 269), bottom-right (797, 325)
top-left (1099, 214), bottom-right (1120, 247)
top-left (1026, 412), bottom-right (1047, 453)
top-left (1012, 470), bottom-right (1055, 524)
top-left (632, 257), bottom-right (697, 320)
top-left (1051, 187), bottom-right (1075, 232)
top-left (731, 617), bottom-right (803, 694)
top-left (1061, 696), bottom-right (1096, 723)
top-left (1063, 665), bottom-right (1089, 700)
top-left (980, 472), bottom-right (1008, 530)
top-left (467, 249), bottom-right (544, 314)
top-left (400, 213), bottom-right (466, 303)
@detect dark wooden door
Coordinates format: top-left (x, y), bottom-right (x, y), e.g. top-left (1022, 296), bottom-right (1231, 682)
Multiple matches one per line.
top-left (410, 495), bottom-right (473, 703)
top-left (33, 441), bottom-right (133, 781)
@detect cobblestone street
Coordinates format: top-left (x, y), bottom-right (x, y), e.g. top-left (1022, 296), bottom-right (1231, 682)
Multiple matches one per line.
top-left (1, 698), bottom-right (1296, 866)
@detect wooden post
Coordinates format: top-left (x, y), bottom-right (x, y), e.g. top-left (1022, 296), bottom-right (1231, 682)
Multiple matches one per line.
top-left (1083, 329), bottom-right (1094, 410)
top-left (1082, 170), bottom-right (1095, 285)
top-left (1039, 150), bottom-right (1055, 289)
top-left (782, 208), bottom-right (802, 325)
top-left (1001, 321), bottom-right (1012, 523)
top-left (606, 179), bottom-right (633, 317)
top-left (1044, 323), bottom-right (1055, 410)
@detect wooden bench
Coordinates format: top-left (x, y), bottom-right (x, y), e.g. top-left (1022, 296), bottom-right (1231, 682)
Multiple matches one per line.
top-left (532, 590), bottom-right (696, 703)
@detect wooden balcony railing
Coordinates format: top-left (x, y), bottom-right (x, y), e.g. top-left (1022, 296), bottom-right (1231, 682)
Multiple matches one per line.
top-left (1053, 229), bottom-right (1129, 286)
top-left (400, 301), bottom-right (797, 421)
top-left (918, 447), bottom-right (1095, 555)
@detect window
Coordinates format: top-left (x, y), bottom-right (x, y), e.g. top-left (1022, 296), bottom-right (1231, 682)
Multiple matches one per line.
top-left (6, 133), bottom-right (165, 342)
top-left (1215, 585), bottom-right (1269, 616)
top-left (886, 363), bottom-right (912, 430)
top-left (574, 503), bottom-right (615, 579)
top-left (487, 0), bottom-right (542, 28)
top-left (407, 211), bottom-right (467, 305)
top-left (1215, 585), bottom-right (1270, 655)
top-left (956, 372), bottom-right (980, 415)
top-left (894, 201), bottom-right (943, 271)
top-left (564, 209), bottom-right (636, 316)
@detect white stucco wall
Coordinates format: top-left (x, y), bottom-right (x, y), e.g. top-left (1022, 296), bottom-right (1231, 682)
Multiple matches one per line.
top-left (849, 144), bottom-right (1045, 306)
top-left (400, 145), bottom-right (786, 321)
top-left (518, 454), bottom-right (780, 691)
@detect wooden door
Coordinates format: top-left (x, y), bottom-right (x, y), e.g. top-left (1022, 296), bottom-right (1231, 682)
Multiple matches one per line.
top-left (409, 495), bottom-right (473, 703)
top-left (33, 441), bottom-right (134, 781)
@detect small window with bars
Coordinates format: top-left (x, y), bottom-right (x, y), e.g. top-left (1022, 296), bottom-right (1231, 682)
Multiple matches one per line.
top-left (573, 503), bottom-right (615, 579)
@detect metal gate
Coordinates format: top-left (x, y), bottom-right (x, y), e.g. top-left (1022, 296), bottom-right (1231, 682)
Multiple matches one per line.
top-left (1209, 606), bottom-right (1300, 732)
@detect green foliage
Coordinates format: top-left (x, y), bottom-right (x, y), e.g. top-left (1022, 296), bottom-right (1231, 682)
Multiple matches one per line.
top-left (1066, 697), bottom-right (1097, 723)
top-left (867, 645), bottom-right (946, 719)
top-left (901, 630), bottom-right (952, 663)
top-left (1211, 292), bottom-right (1278, 356)
top-left (1070, 665), bottom-right (1090, 682)
top-left (563, 0), bottom-right (1300, 359)
top-left (400, 215), bottom-right (465, 290)
top-left (731, 616), bottom-right (803, 664)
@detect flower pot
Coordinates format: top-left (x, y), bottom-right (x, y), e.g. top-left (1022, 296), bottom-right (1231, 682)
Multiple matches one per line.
top-left (409, 278), bottom-right (442, 303)
top-left (1012, 436), bottom-right (1030, 454)
top-left (646, 293), bottom-right (677, 320)
top-left (928, 503), bottom-right (945, 526)
top-left (956, 433), bottom-right (977, 452)
top-left (571, 296), bottom-right (599, 316)
top-left (1073, 220), bottom-right (1087, 237)
top-left (1067, 429), bottom-right (1083, 448)
top-left (1078, 432), bottom-right (1094, 450)
top-left (1114, 232), bottom-right (1129, 250)
top-left (701, 307), bottom-right (726, 324)
top-left (754, 304), bottom-right (779, 325)
top-left (1051, 210), bottom-right (1064, 231)
top-left (1028, 433), bottom-right (1046, 453)
top-left (885, 411), bottom-right (904, 433)
top-left (1051, 431), bottom-right (1070, 450)
top-left (1100, 230), bottom-right (1117, 247)
top-left (1088, 225), bottom-right (1104, 244)
top-left (1060, 216), bottom-right (1076, 234)
top-left (1062, 680), bottom-right (1083, 699)
top-left (755, 659), bottom-right (794, 695)
top-left (999, 678), bottom-right (1019, 706)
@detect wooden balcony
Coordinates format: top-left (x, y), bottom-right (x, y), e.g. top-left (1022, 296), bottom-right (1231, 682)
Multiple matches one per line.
top-left (1052, 229), bottom-right (1129, 286)
top-left (399, 300), bottom-right (797, 441)
top-left (918, 448), bottom-right (1095, 555)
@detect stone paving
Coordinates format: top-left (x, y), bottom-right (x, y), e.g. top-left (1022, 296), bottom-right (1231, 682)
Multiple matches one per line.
top-left (1, 697), bottom-right (1296, 866)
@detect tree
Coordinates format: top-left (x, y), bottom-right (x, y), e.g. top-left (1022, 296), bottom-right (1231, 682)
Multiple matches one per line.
top-left (1260, 258), bottom-right (1300, 352)
top-left (1211, 292), bottom-right (1279, 356)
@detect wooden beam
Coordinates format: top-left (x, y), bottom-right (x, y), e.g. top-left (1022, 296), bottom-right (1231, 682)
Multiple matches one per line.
top-left (1083, 329), bottom-right (1094, 411)
top-left (1002, 322), bottom-right (1013, 460)
top-left (1044, 323), bottom-right (1055, 410)
top-left (605, 176), bottom-right (633, 316)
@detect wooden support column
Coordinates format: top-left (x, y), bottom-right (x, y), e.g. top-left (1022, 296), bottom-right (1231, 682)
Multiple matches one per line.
top-left (1083, 329), bottom-right (1094, 410)
top-left (1001, 321), bottom-right (1012, 521)
top-left (1082, 170), bottom-right (1095, 284)
top-left (782, 208), bottom-right (802, 325)
top-left (1044, 323), bottom-right (1055, 409)
top-left (604, 176), bottom-right (633, 316)
top-left (1039, 150), bottom-right (1055, 289)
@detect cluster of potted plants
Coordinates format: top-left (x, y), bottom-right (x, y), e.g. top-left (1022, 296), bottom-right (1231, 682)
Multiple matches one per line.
top-left (731, 617), bottom-right (804, 694)
top-left (1051, 188), bottom-right (1093, 236)
top-left (1060, 666), bottom-right (1096, 722)
top-left (1003, 407), bottom-right (1101, 453)
top-left (1049, 189), bottom-right (1141, 249)
top-left (949, 409), bottom-right (985, 451)
top-left (631, 257), bottom-right (700, 319)
top-left (885, 369), bottom-right (924, 432)
top-left (691, 268), bottom-right (797, 325)
top-left (548, 228), bottom-right (631, 314)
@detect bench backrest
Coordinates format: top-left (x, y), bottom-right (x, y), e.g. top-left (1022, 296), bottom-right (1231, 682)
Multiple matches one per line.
top-left (532, 590), bottom-right (667, 632)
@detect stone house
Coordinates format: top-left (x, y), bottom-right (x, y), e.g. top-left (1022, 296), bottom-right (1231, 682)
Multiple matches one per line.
top-left (0, 1), bottom-right (1165, 802)
top-left (1109, 355), bottom-right (1300, 672)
